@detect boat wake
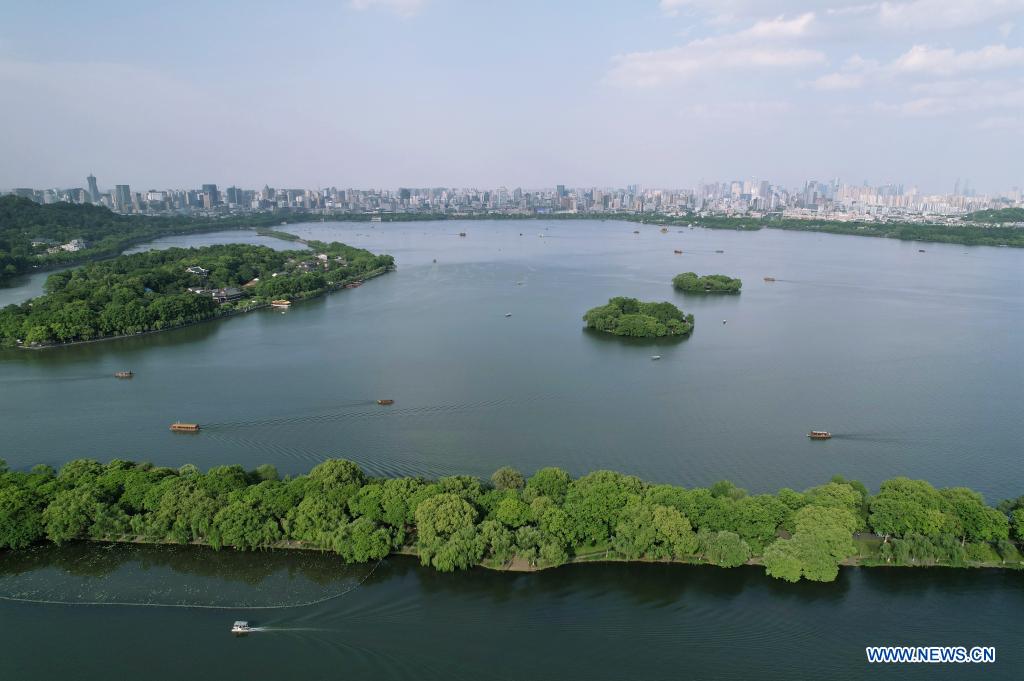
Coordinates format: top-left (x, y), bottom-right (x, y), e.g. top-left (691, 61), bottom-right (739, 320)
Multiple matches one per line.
top-left (0, 558), bottom-right (385, 611)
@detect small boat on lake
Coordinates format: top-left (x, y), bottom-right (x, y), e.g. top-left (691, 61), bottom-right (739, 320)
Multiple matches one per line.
top-left (505, 313), bottom-right (512, 317)
top-left (459, 232), bottom-right (467, 237)
top-left (660, 227), bottom-right (668, 233)
top-left (114, 370), bottom-right (134, 379)
top-left (918, 249), bottom-right (925, 253)
top-left (650, 355), bottom-right (661, 360)
top-left (763, 277), bottom-right (776, 282)
top-left (632, 230), bottom-right (640, 234)
top-left (715, 249), bottom-right (724, 253)
top-left (673, 249), bottom-right (683, 254)
top-left (232, 621), bottom-right (254, 635)
top-left (377, 399), bottom-right (395, 406)
top-left (270, 299), bottom-right (291, 307)
top-left (170, 422), bottom-right (200, 433)
top-left (808, 430), bottom-right (832, 440)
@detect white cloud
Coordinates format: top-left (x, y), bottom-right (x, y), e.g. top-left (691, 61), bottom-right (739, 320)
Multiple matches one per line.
top-left (892, 44), bottom-right (1024, 76)
top-left (977, 114), bottom-right (1024, 131)
top-left (660, 0), bottom-right (851, 18)
top-left (734, 13), bottom-right (816, 39)
top-left (879, 0), bottom-right (1024, 31)
top-left (683, 99), bottom-right (793, 118)
top-left (874, 79), bottom-right (1024, 116)
top-left (610, 46), bottom-right (824, 87)
top-left (349, 0), bottom-right (425, 18)
top-left (812, 44), bottom-right (1024, 90)
top-left (812, 72), bottom-right (865, 90)
top-left (609, 13), bottom-right (824, 87)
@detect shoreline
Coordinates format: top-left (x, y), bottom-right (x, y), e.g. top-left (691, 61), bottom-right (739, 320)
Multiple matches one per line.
top-left (50, 536), bottom-right (1024, 575)
top-left (305, 211), bottom-right (1024, 250)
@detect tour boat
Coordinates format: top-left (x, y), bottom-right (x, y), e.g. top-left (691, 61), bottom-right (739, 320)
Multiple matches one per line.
top-left (763, 277), bottom-right (776, 282)
top-left (674, 249), bottom-right (683, 254)
top-left (632, 230), bottom-right (640, 234)
top-left (808, 430), bottom-right (832, 440)
top-left (660, 227), bottom-right (668, 233)
top-left (505, 313), bottom-right (512, 317)
top-left (715, 249), bottom-right (724, 253)
top-left (232, 621), bottom-right (254, 635)
top-left (170, 422), bottom-right (200, 433)
top-left (459, 232), bottom-right (467, 237)
top-left (114, 370), bottom-right (134, 379)
top-left (271, 299), bottom-right (291, 308)
top-left (377, 399), bottom-right (395, 406)
top-left (650, 355), bottom-right (661, 360)
top-left (918, 249), bottom-right (925, 253)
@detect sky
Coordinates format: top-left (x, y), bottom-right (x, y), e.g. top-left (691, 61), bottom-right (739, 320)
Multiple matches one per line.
top-left (1, 0), bottom-right (1022, 193)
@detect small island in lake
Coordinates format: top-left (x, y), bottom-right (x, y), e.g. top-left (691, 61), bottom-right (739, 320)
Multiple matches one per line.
top-left (673, 272), bottom-right (742, 293)
top-left (583, 296), bottom-right (694, 338)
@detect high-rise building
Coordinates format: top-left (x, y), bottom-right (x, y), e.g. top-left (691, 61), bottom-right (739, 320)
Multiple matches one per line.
top-left (114, 185), bottom-right (132, 212)
top-left (202, 184), bottom-right (220, 207)
top-left (87, 174), bottom-right (99, 203)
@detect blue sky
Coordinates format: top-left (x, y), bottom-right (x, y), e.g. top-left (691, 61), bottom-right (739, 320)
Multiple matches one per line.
top-left (1, 0), bottom-right (1022, 192)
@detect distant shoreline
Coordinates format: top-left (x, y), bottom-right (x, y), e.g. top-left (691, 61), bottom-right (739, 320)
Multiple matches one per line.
top-left (305, 211), bottom-right (1024, 250)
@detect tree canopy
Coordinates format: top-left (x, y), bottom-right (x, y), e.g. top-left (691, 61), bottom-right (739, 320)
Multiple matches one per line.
top-left (672, 272), bottom-right (742, 293)
top-left (583, 297), bottom-right (694, 338)
top-left (0, 458), bottom-right (1019, 582)
top-left (0, 241), bottom-right (393, 346)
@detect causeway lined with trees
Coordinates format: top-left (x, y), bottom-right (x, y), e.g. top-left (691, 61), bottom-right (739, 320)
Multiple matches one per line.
top-left (583, 297), bottom-right (694, 338)
top-left (1, 458), bottom-right (1020, 583)
top-left (0, 242), bottom-right (394, 347)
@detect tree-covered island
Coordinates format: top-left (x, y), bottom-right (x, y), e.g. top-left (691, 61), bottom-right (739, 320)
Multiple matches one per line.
top-left (672, 272), bottom-right (742, 293)
top-left (583, 297), bottom-right (694, 338)
top-left (0, 241), bottom-right (394, 347)
top-left (0, 195), bottom-right (327, 286)
top-left (0, 457), bottom-right (1021, 583)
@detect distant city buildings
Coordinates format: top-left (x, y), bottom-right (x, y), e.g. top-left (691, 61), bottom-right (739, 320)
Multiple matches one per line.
top-left (4, 173), bottom-right (1021, 225)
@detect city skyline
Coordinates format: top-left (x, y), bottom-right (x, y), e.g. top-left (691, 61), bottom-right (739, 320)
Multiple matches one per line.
top-left (9, 171), bottom-right (1018, 223)
top-left (1, 1), bottom-right (1023, 191)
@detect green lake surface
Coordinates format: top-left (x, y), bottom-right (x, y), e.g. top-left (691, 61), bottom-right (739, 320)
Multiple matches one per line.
top-left (1, 219), bottom-right (1021, 679)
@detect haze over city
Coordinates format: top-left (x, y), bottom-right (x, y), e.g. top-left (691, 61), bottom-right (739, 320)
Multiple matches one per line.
top-left (2, 0), bottom-right (1023, 192)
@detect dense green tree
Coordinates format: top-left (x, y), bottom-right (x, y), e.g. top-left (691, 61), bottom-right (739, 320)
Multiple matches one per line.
top-left (478, 519), bottom-right (515, 564)
top-left (699, 530), bottom-right (751, 567)
top-left (0, 241), bottom-right (392, 346)
top-left (491, 466), bottom-right (525, 491)
top-left (563, 471), bottom-right (645, 545)
top-left (583, 297), bottom-right (694, 338)
top-left (526, 467), bottom-right (572, 504)
top-left (672, 272), bottom-right (742, 293)
top-left (0, 487), bottom-right (46, 549)
top-left (494, 495), bottom-right (532, 529)
top-left (415, 493), bottom-right (482, 572)
top-left (329, 517), bottom-right (393, 562)
top-left (1012, 509), bottom-right (1024, 542)
top-left (42, 486), bottom-right (101, 544)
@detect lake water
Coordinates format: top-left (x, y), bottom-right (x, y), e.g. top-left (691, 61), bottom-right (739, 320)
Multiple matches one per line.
top-left (1, 219), bottom-right (1022, 679)
top-left (1, 220), bottom-right (1021, 498)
